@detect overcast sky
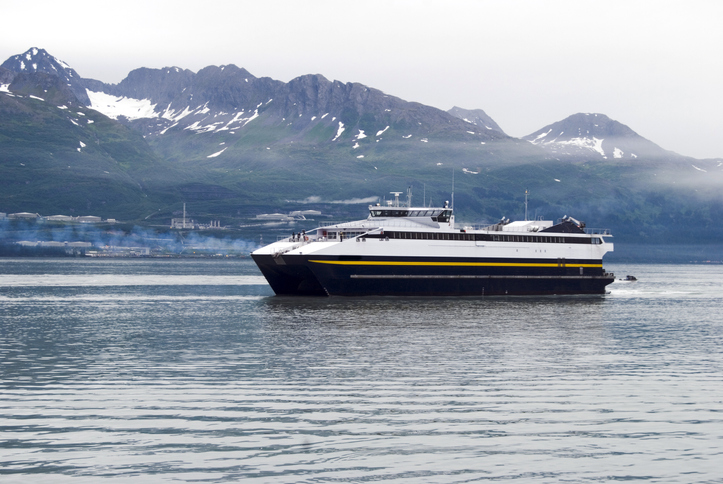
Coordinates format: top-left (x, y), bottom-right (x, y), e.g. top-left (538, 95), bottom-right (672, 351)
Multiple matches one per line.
top-left (2, 0), bottom-right (722, 158)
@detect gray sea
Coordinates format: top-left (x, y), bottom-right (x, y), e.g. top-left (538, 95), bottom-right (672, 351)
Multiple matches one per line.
top-left (1, 258), bottom-right (722, 483)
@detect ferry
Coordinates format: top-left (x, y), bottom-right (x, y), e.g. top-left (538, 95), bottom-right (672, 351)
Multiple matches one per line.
top-left (251, 192), bottom-right (614, 296)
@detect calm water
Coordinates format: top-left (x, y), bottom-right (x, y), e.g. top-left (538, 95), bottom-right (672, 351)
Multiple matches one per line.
top-left (1, 258), bottom-right (722, 483)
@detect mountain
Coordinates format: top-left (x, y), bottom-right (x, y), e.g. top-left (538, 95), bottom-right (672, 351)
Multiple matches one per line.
top-left (74, 61), bottom-right (547, 217)
top-left (522, 113), bottom-right (678, 162)
top-left (447, 106), bottom-right (505, 134)
top-left (0, 62), bottom-right (180, 218)
top-left (1, 47), bottom-right (90, 105)
top-left (82, 65), bottom-right (515, 151)
top-left (2, 47), bottom-right (723, 245)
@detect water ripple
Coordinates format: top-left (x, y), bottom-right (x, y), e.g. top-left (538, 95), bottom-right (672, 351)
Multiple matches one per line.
top-left (1, 261), bottom-right (722, 482)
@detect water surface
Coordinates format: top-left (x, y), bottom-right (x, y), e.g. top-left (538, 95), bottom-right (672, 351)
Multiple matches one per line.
top-left (1, 259), bottom-right (722, 482)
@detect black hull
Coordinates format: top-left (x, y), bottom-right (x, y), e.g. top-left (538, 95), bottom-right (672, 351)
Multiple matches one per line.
top-left (252, 254), bottom-right (615, 297)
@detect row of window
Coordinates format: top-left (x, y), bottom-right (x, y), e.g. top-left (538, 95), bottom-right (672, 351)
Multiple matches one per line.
top-left (325, 231), bottom-right (366, 240)
top-left (369, 231), bottom-right (602, 245)
top-left (369, 210), bottom-right (452, 222)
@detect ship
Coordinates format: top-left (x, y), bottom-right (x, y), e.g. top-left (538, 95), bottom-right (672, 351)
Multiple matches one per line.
top-left (251, 192), bottom-right (614, 296)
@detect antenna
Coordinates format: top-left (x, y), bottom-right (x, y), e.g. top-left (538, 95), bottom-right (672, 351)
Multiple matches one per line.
top-left (390, 192), bottom-right (402, 207)
top-left (451, 169), bottom-right (455, 209)
top-left (524, 189), bottom-right (528, 221)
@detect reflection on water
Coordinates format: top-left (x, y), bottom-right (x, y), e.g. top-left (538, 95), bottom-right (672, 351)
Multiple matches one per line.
top-left (1, 259), bottom-right (722, 482)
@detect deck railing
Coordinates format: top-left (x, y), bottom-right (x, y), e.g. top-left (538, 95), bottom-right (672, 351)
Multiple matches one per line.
top-left (584, 228), bottom-right (612, 235)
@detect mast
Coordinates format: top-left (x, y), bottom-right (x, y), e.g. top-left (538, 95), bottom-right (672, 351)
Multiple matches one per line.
top-left (451, 169), bottom-right (455, 209)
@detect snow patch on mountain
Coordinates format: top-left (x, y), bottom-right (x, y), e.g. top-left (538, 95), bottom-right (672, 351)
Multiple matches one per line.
top-left (161, 104), bottom-right (194, 122)
top-left (207, 147), bottom-right (227, 158)
top-left (87, 89), bottom-right (264, 134)
top-left (86, 90), bottom-right (157, 120)
top-left (529, 133), bottom-right (606, 158)
top-left (562, 137), bottom-right (605, 157)
top-left (332, 122), bottom-right (345, 141)
top-left (243, 109), bottom-right (259, 127)
top-left (533, 129), bottom-right (552, 141)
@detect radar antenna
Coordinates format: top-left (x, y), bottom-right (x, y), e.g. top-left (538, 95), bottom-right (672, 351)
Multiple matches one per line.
top-left (390, 192), bottom-right (402, 207)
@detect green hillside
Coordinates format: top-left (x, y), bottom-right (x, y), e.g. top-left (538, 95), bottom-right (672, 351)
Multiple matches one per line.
top-left (0, 86), bottom-right (182, 218)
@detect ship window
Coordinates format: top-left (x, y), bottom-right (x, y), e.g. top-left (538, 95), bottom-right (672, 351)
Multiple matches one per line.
top-left (437, 210), bottom-right (451, 223)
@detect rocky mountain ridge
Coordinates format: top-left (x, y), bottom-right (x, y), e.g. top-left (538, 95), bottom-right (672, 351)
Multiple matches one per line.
top-left (1, 48), bottom-right (701, 165)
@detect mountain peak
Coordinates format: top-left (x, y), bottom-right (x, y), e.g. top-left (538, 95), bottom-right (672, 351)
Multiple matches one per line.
top-left (523, 112), bottom-right (674, 161)
top-left (1, 47), bottom-right (89, 104)
top-left (2, 47), bottom-right (73, 75)
top-left (448, 106), bottom-right (505, 134)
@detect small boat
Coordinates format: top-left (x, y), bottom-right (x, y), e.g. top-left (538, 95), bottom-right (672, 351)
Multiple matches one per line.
top-left (252, 192), bottom-right (615, 296)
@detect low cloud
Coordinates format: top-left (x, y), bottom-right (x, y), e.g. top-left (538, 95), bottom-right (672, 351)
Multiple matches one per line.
top-left (291, 196), bottom-right (379, 204)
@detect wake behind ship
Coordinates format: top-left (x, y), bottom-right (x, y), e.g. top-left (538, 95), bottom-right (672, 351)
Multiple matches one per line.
top-left (252, 193), bottom-right (614, 297)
